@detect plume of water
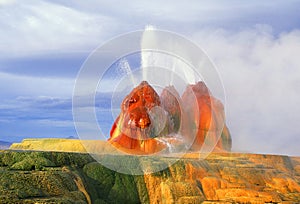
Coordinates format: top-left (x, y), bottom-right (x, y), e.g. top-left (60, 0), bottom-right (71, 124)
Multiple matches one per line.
top-left (139, 26), bottom-right (203, 155)
top-left (140, 25), bottom-right (197, 91)
top-left (141, 25), bottom-right (156, 82)
top-left (118, 58), bottom-right (137, 87)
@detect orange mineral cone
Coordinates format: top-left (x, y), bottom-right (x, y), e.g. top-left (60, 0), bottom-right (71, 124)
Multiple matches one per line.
top-left (160, 85), bottom-right (182, 134)
top-left (181, 81), bottom-right (232, 152)
top-left (108, 81), bottom-right (166, 154)
top-left (109, 80), bottom-right (231, 154)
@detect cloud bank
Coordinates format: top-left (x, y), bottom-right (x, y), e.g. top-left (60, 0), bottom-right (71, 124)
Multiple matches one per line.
top-left (1, 0), bottom-right (300, 57)
top-left (191, 26), bottom-right (300, 155)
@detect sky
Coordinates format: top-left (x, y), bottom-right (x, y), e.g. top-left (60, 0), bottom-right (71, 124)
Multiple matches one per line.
top-left (0, 0), bottom-right (300, 156)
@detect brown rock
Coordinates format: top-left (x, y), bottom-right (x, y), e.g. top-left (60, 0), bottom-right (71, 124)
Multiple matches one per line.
top-left (201, 177), bottom-right (221, 200)
top-left (142, 153), bottom-right (300, 203)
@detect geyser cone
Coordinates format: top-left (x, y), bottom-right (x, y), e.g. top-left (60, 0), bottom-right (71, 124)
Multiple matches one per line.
top-left (181, 81), bottom-right (232, 152)
top-left (109, 81), bottom-right (167, 154)
top-left (109, 80), bottom-right (231, 155)
top-left (160, 85), bottom-right (182, 134)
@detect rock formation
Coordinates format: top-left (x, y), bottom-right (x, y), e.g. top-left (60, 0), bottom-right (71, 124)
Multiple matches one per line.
top-left (109, 81), bottom-right (167, 154)
top-left (10, 138), bottom-right (119, 154)
top-left (160, 85), bottom-right (181, 135)
top-left (1, 150), bottom-right (300, 203)
top-left (109, 81), bottom-right (231, 154)
top-left (181, 81), bottom-right (232, 152)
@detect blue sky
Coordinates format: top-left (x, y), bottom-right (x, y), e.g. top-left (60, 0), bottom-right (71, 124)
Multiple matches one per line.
top-left (0, 0), bottom-right (300, 156)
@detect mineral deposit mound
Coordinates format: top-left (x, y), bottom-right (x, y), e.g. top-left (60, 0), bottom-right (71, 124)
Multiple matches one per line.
top-left (109, 81), bottom-right (232, 154)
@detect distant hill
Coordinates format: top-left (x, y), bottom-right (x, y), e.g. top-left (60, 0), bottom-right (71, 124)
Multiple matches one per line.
top-left (0, 140), bottom-right (11, 150)
top-left (66, 136), bottom-right (79, 139)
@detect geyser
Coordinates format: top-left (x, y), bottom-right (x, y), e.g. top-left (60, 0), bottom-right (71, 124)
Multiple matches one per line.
top-left (72, 28), bottom-right (232, 174)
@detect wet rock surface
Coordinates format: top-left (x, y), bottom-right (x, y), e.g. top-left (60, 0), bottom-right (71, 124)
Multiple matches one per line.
top-left (1, 150), bottom-right (300, 203)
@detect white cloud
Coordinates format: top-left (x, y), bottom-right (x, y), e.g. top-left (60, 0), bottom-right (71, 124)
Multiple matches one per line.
top-left (0, 0), bottom-right (15, 5)
top-left (63, 0), bottom-right (294, 24)
top-left (0, 1), bottom-right (117, 57)
top-left (1, 0), bottom-right (299, 58)
top-left (190, 26), bottom-right (300, 156)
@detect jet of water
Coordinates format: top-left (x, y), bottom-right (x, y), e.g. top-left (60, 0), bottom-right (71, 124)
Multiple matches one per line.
top-left (140, 25), bottom-right (196, 89)
top-left (118, 58), bottom-right (137, 87)
top-left (141, 25), bottom-right (156, 82)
